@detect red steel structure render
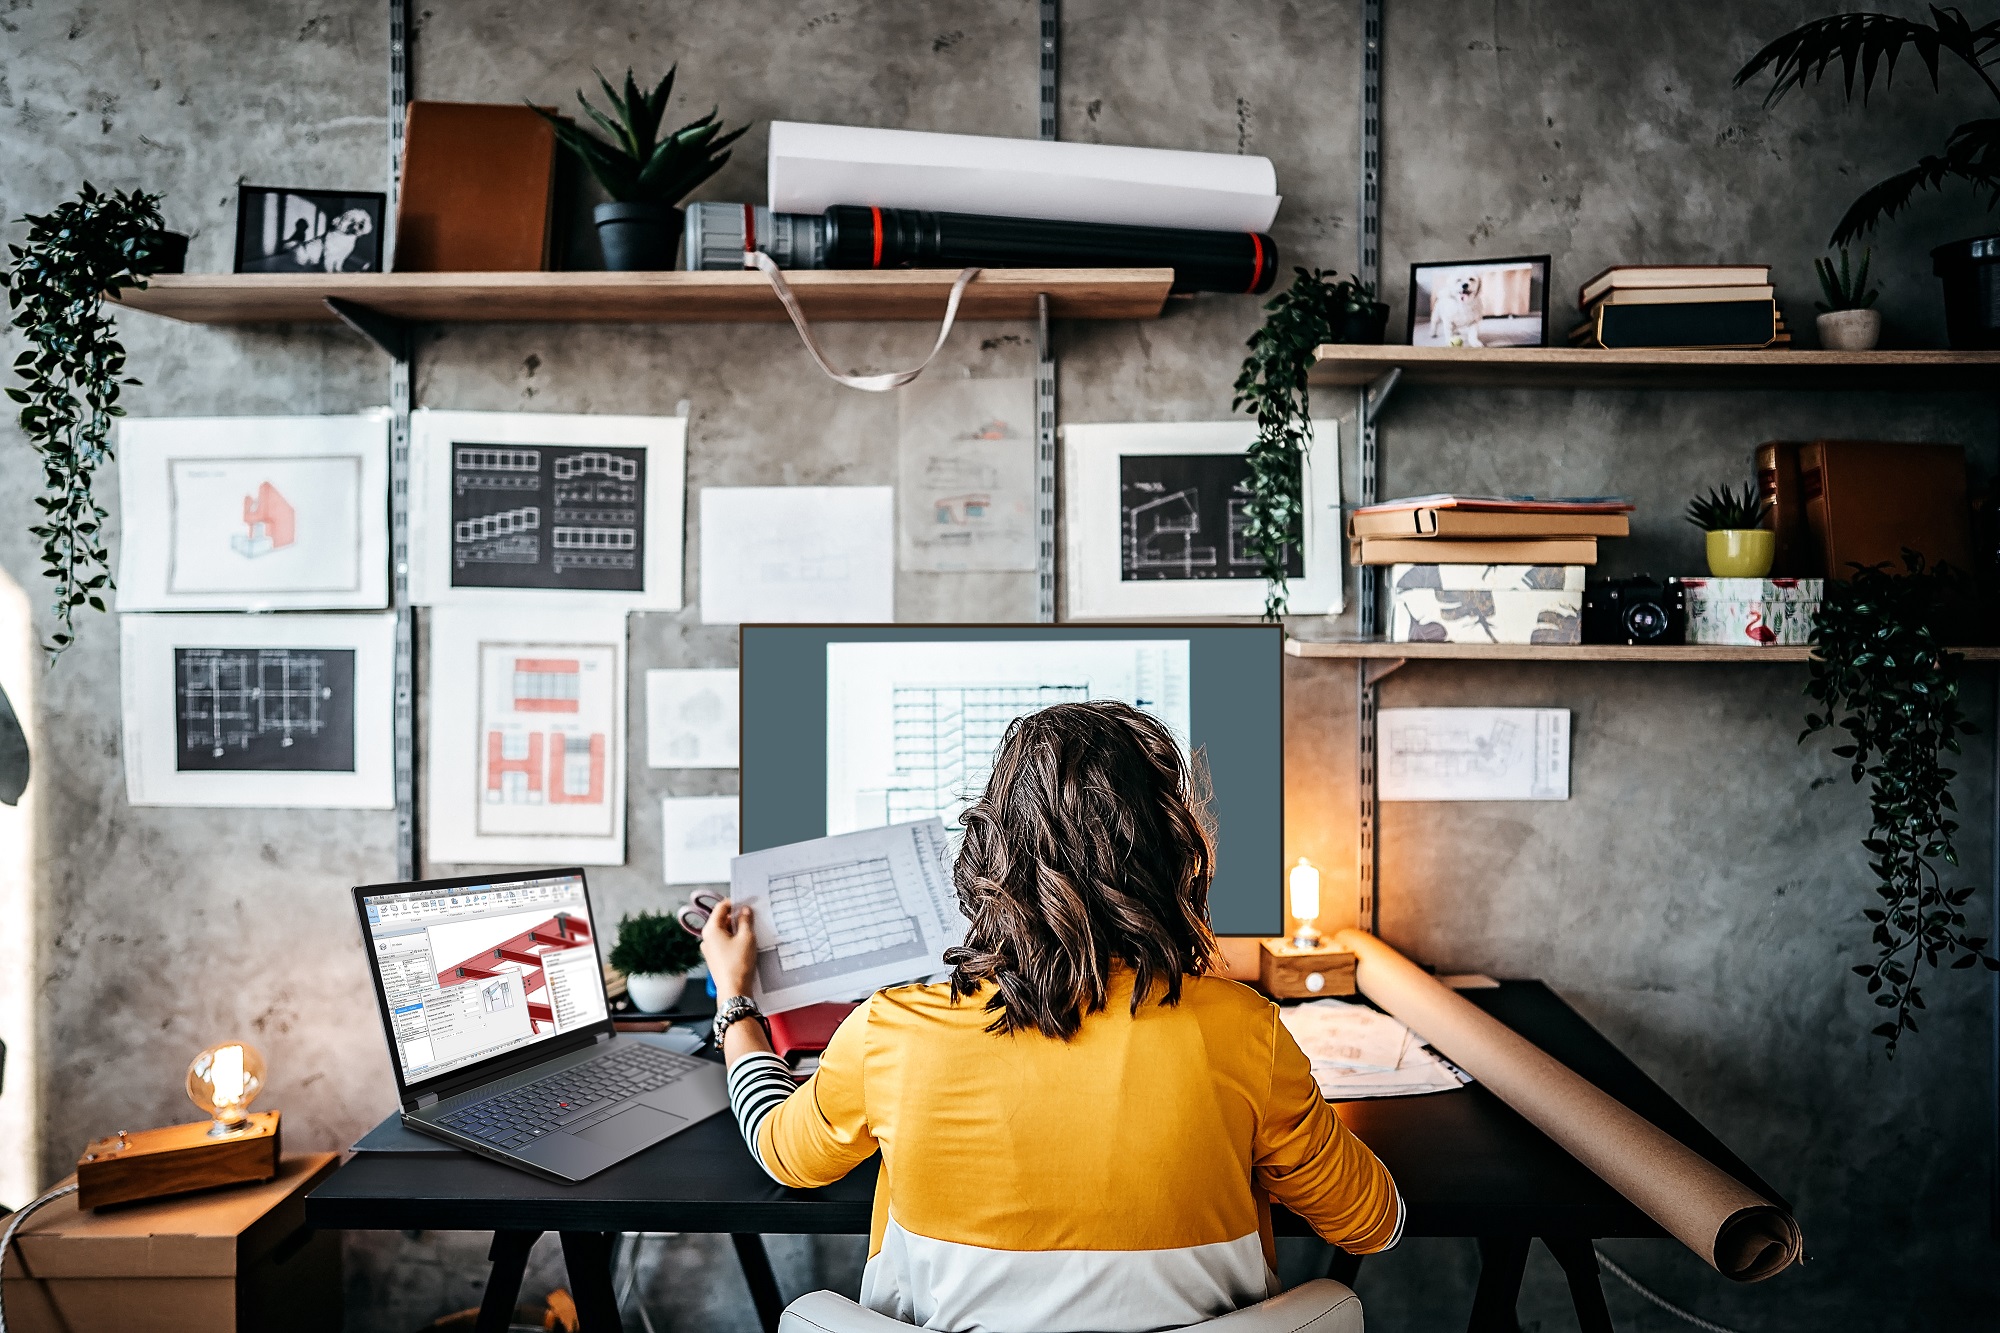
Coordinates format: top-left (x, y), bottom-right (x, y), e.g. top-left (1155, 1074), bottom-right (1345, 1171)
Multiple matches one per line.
top-left (435, 911), bottom-right (592, 1033)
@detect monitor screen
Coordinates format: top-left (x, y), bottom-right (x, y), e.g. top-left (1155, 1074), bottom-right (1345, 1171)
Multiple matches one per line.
top-left (741, 625), bottom-right (1283, 935)
top-left (359, 872), bottom-right (608, 1084)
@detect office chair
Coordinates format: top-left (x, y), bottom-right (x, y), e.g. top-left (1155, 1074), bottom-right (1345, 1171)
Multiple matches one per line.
top-left (776, 1279), bottom-right (1364, 1333)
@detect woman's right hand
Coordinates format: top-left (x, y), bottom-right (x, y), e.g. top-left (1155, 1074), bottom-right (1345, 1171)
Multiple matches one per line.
top-left (700, 898), bottom-right (759, 1000)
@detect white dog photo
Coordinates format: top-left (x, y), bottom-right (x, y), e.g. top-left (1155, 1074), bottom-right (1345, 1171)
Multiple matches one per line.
top-left (1410, 257), bottom-right (1549, 348)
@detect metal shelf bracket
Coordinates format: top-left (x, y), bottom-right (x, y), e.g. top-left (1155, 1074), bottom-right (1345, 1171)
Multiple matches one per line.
top-left (1362, 367), bottom-right (1401, 424)
top-left (325, 296), bottom-right (413, 362)
top-left (1363, 657), bottom-right (1407, 687)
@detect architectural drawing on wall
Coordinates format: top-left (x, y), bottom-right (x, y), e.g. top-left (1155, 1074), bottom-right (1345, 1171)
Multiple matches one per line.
top-left (1063, 421), bottom-right (1341, 619)
top-left (662, 795), bottom-right (740, 885)
top-left (646, 668), bottom-right (740, 768)
top-left (426, 605), bottom-right (628, 864)
top-left (1378, 707), bottom-right (1571, 802)
top-left (434, 910), bottom-right (593, 1035)
top-left (122, 613), bottom-right (395, 808)
top-left (731, 818), bottom-right (960, 1011)
top-left (410, 411), bottom-right (685, 610)
top-left (699, 487), bottom-right (895, 624)
top-left (896, 377), bottom-right (1036, 573)
top-left (173, 647), bottom-right (354, 773)
top-left (826, 638), bottom-right (1191, 834)
top-left (117, 413), bottom-right (390, 611)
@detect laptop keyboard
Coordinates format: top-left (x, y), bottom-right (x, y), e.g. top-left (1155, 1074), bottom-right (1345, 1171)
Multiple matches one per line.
top-left (437, 1044), bottom-right (704, 1150)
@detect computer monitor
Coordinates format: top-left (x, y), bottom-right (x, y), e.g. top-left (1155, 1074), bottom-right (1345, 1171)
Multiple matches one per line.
top-left (740, 624), bottom-right (1283, 935)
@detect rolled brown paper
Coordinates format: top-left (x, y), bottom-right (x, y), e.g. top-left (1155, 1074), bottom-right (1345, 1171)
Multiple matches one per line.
top-left (1334, 928), bottom-right (1802, 1281)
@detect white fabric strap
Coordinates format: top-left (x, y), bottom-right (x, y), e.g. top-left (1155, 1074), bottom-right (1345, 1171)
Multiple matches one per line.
top-left (744, 249), bottom-right (980, 392)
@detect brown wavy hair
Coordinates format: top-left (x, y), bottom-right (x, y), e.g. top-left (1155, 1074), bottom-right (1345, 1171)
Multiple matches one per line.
top-left (944, 700), bottom-right (1218, 1039)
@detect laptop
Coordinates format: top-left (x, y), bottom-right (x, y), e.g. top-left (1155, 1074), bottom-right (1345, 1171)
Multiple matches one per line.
top-left (352, 868), bottom-right (730, 1183)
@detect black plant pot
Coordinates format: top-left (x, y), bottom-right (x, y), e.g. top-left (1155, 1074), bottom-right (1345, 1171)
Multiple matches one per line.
top-left (142, 230), bottom-right (189, 274)
top-left (1931, 234), bottom-right (2000, 350)
top-left (595, 202), bottom-right (684, 272)
top-left (1334, 300), bottom-right (1391, 345)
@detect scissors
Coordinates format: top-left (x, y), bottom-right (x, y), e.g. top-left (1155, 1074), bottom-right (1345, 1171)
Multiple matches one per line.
top-left (676, 888), bottom-right (726, 938)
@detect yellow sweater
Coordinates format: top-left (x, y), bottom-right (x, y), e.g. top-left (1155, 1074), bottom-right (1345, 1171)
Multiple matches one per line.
top-left (740, 971), bottom-right (1401, 1331)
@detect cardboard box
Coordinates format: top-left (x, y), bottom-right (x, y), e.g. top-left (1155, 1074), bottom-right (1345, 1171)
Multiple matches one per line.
top-left (1675, 577), bottom-right (1823, 646)
top-left (1390, 564), bottom-right (1584, 644)
top-left (2, 1154), bottom-right (341, 1333)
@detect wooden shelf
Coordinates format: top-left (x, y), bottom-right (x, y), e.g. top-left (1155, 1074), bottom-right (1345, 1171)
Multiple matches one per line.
top-left (1308, 344), bottom-right (2000, 390)
top-left (1284, 638), bottom-right (2000, 663)
top-left (111, 267), bottom-right (1176, 326)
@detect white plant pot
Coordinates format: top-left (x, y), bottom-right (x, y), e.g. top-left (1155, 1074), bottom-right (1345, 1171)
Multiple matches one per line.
top-left (624, 972), bottom-right (687, 1014)
top-left (1816, 308), bottom-right (1881, 350)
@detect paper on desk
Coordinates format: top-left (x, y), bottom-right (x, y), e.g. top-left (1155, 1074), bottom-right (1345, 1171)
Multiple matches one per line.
top-left (1280, 999), bottom-right (1473, 1100)
top-left (731, 818), bottom-right (963, 1013)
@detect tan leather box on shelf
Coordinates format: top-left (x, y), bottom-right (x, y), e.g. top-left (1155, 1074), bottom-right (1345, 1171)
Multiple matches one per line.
top-left (1798, 439), bottom-right (1972, 577)
top-left (394, 100), bottom-right (557, 272)
top-left (1, 1154), bottom-right (341, 1333)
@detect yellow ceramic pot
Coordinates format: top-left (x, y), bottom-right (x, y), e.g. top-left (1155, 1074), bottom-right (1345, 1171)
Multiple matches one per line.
top-left (1705, 528), bottom-right (1776, 577)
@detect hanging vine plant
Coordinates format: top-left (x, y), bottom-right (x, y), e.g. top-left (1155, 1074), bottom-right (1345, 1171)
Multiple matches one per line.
top-left (1233, 267), bottom-right (1386, 618)
top-left (1802, 555), bottom-right (1997, 1056)
top-left (3, 183), bottom-right (172, 657)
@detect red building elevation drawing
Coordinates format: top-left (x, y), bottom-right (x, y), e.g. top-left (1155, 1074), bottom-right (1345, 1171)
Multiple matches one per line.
top-left (232, 481), bottom-right (296, 558)
top-left (434, 911), bottom-right (592, 1033)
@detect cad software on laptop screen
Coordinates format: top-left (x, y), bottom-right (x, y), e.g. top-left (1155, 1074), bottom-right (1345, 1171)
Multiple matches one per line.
top-left (362, 873), bottom-right (608, 1084)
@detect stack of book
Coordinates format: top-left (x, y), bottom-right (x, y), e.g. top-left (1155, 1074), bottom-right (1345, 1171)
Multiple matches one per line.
top-left (1567, 264), bottom-right (1784, 350)
top-left (1348, 494), bottom-right (1632, 567)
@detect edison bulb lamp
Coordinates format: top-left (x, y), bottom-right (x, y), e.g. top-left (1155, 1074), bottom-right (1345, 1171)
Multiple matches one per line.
top-left (187, 1041), bottom-right (267, 1137)
top-left (1289, 858), bottom-right (1322, 949)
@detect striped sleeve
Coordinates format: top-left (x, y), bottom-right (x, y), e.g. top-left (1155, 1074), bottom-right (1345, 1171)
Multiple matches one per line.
top-left (727, 1050), bottom-right (798, 1184)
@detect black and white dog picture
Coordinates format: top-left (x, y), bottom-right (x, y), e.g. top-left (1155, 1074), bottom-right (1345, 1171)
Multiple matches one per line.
top-left (233, 186), bottom-right (386, 274)
top-left (1408, 255), bottom-right (1551, 348)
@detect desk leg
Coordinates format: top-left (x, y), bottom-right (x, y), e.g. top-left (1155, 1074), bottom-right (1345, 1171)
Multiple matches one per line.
top-left (732, 1233), bottom-right (787, 1333)
top-left (1324, 1247), bottom-right (1364, 1287)
top-left (1467, 1234), bottom-right (1529, 1333)
top-left (1542, 1236), bottom-right (1615, 1333)
top-left (477, 1230), bottom-right (542, 1333)
top-left (559, 1231), bottom-right (624, 1333)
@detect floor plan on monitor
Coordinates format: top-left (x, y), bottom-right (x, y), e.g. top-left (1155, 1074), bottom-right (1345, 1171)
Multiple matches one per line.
top-left (173, 646), bottom-right (356, 772)
top-left (825, 639), bottom-right (1191, 834)
top-left (476, 641), bottom-right (620, 837)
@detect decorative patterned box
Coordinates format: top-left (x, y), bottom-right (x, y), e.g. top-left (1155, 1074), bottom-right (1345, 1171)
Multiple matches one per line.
top-left (1389, 565), bottom-right (1585, 645)
top-left (1673, 577), bottom-right (1823, 646)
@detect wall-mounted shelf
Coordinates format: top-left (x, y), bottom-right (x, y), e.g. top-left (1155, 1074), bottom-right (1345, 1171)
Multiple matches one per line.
top-left (1285, 637), bottom-right (2000, 664)
top-left (111, 267), bottom-right (1176, 327)
top-left (1308, 344), bottom-right (2000, 390)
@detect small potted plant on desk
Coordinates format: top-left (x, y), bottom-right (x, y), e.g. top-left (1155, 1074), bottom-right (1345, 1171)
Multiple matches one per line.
top-left (1686, 482), bottom-right (1774, 577)
top-left (610, 909), bottom-right (705, 1013)
top-left (531, 67), bottom-right (746, 271)
top-left (1814, 247), bottom-right (1880, 349)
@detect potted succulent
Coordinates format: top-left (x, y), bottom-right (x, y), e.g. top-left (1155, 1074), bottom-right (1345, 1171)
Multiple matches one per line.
top-left (1685, 483), bottom-right (1774, 577)
top-left (531, 67), bottom-right (746, 272)
top-left (1813, 248), bottom-right (1880, 349)
top-left (609, 909), bottom-right (705, 1013)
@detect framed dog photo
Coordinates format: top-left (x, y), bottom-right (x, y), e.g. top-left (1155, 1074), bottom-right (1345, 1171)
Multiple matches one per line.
top-left (1408, 254), bottom-right (1551, 348)
top-left (233, 185), bottom-right (386, 274)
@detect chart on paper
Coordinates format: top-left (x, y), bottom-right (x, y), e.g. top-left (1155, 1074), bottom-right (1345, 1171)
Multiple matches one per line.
top-left (825, 639), bottom-right (1191, 835)
top-left (1377, 707), bottom-right (1570, 801)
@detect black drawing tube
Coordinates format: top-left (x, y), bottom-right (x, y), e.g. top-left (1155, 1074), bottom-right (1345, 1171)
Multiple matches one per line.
top-left (822, 205), bottom-right (1277, 295)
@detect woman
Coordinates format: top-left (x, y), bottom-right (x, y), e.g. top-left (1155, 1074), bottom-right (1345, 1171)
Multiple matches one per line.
top-left (703, 700), bottom-right (1400, 1332)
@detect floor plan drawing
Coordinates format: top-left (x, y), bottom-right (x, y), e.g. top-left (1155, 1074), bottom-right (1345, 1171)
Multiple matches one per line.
top-left (826, 639), bottom-right (1191, 834)
top-left (1378, 707), bottom-right (1571, 802)
top-left (450, 442), bottom-right (646, 592)
top-left (1119, 453), bottom-right (1300, 582)
top-left (896, 376), bottom-right (1036, 573)
top-left (757, 856), bottom-right (927, 989)
top-left (173, 646), bottom-right (355, 773)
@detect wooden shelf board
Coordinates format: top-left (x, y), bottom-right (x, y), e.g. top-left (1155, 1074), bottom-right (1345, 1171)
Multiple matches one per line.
top-left (110, 268), bottom-right (1176, 326)
top-left (1284, 638), bottom-right (2000, 663)
top-left (1308, 344), bottom-right (2000, 390)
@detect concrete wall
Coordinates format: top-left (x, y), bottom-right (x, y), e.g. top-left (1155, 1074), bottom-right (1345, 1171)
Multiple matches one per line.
top-left (1, 1), bottom-right (1994, 1329)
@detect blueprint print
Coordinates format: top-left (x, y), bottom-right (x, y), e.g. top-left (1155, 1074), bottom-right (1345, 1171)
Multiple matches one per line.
top-left (646, 668), bottom-right (739, 768)
top-left (174, 646), bottom-right (356, 772)
top-left (825, 639), bottom-right (1191, 834)
top-left (475, 640), bottom-right (620, 838)
top-left (896, 376), bottom-right (1036, 573)
top-left (1378, 707), bottom-right (1570, 802)
top-left (661, 795), bottom-right (740, 885)
top-left (1119, 453), bottom-right (1301, 582)
top-left (731, 818), bottom-right (959, 1011)
top-left (451, 443), bottom-right (647, 593)
top-left (699, 487), bottom-right (894, 624)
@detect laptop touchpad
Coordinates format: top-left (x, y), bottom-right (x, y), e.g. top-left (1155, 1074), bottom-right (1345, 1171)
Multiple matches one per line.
top-left (574, 1104), bottom-right (685, 1152)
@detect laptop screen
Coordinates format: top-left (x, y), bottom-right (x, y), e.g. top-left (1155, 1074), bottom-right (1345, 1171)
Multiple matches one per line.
top-left (359, 872), bottom-right (609, 1085)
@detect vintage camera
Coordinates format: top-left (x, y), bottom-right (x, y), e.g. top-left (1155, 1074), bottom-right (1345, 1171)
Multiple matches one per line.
top-left (1583, 575), bottom-right (1686, 645)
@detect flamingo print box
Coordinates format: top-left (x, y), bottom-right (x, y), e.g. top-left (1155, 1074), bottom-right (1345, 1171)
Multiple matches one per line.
top-left (1676, 577), bottom-right (1824, 646)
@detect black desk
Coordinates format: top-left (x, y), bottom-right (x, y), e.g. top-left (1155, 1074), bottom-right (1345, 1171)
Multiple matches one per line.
top-left (307, 982), bottom-right (1786, 1333)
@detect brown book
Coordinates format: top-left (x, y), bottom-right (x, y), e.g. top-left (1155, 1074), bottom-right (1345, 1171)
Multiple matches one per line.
top-left (1798, 440), bottom-right (1972, 578)
top-left (1350, 536), bottom-right (1598, 566)
top-left (1755, 441), bottom-right (1820, 577)
top-left (1349, 508), bottom-right (1629, 539)
top-left (1588, 284), bottom-right (1776, 308)
top-left (1578, 264), bottom-right (1771, 309)
top-left (394, 101), bottom-right (557, 271)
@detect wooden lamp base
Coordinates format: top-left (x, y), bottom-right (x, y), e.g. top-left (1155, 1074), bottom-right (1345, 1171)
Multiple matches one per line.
top-left (1259, 939), bottom-right (1357, 999)
top-left (76, 1110), bottom-right (281, 1210)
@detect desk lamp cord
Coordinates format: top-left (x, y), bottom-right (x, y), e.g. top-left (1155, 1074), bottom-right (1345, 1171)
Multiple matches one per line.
top-left (0, 1182), bottom-right (80, 1333)
top-left (1592, 1248), bottom-right (1745, 1333)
